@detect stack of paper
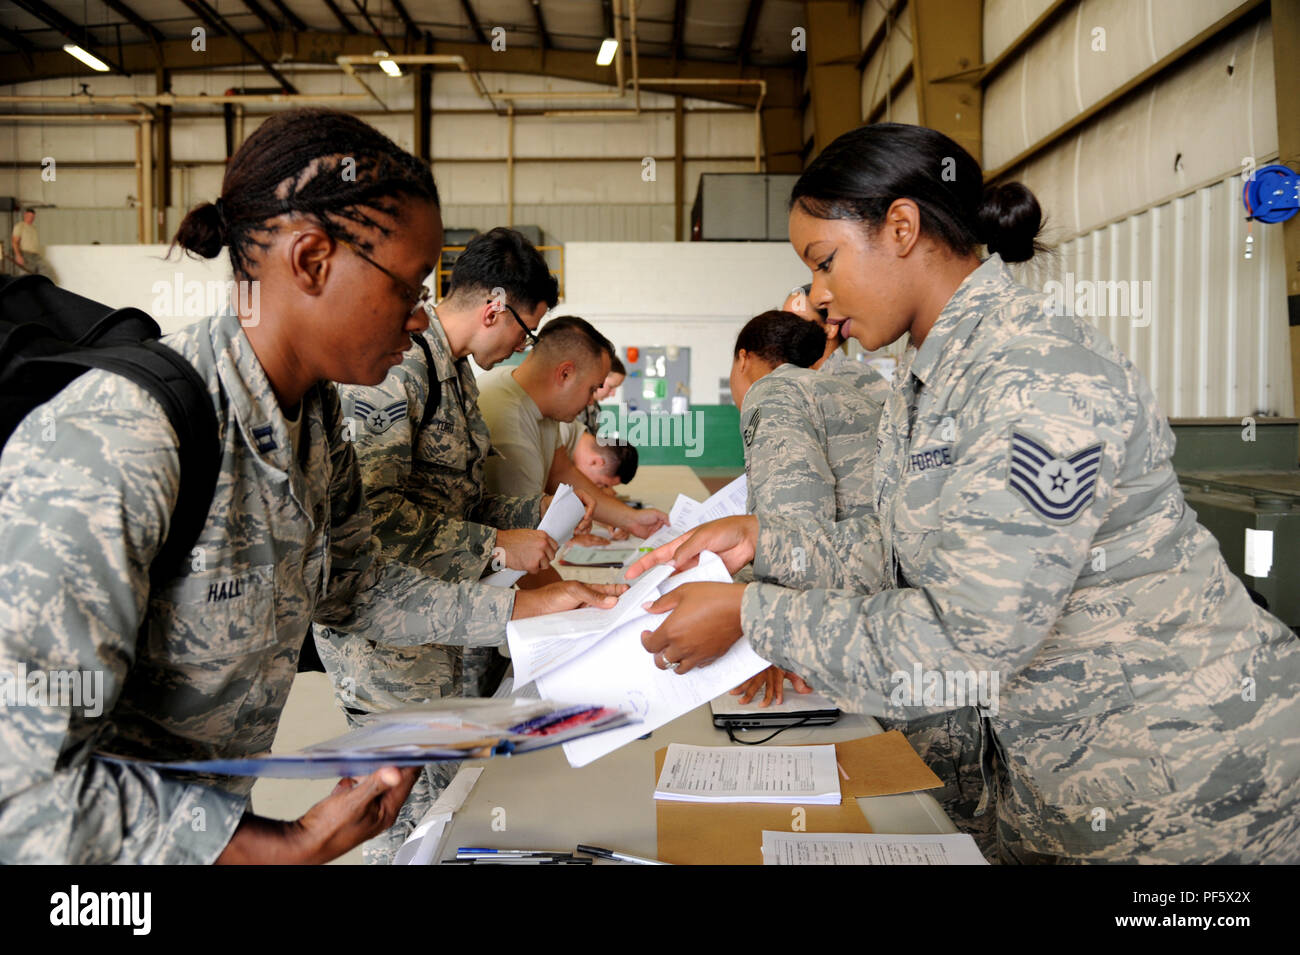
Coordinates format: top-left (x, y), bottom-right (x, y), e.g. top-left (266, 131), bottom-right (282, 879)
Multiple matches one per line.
top-left (623, 475), bottom-right (749, 563)
top-left (483, 483), bottom-right (587, 588)
top-left (760, 831), bottom-right (989, 865)
top-left (561, 544), bottom-right (643, 567)
top-left (653, 743), bottom-right (842, 805)
top-left (506, 552), bottom-right (770, 767)
top-left (669, 474), bottom-right (748, 531)
top-left (125, 698), bottom-right (634, 778)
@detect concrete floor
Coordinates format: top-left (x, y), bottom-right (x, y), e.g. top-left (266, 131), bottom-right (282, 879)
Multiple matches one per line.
top-left (249, 672), bottom-right (363, 864)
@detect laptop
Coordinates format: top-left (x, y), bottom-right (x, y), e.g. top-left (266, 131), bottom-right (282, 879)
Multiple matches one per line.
top-left (710, 689), bottom-right (841, 731)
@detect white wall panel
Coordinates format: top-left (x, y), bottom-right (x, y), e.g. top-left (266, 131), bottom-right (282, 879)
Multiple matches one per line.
top-left (983, 0), bottom-right (1058, 62)
top-left (985, 0), bottom-right (1252, 170)
top-left (1004, 16), bottom-right (1276, 236)
top-left (859, 25), bottom-right (914, 121)
top-left (1010, 173), bottom-right (1293, 418)
top-left (39, 240), bottom-right (809, 403)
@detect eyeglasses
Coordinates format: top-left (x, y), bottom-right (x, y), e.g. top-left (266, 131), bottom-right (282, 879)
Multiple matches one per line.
top-left (495, 299), bottom-right (540, 349)
top-left (337, 236), bottom-right (433, 317)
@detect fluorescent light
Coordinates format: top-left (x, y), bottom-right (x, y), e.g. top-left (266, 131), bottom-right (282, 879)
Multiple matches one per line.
top-left (374, 50), bottom-right (402, 77)
top-left (63, 44), bottom-right (109, 72)
top-left (596, 38), bottom-right (618, 66)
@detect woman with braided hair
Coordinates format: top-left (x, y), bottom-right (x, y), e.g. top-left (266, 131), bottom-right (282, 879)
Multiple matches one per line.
top-left (0, 108), bottom-right (619, 864)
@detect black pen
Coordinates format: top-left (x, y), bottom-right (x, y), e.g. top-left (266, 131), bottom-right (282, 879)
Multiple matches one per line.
top-left (577, 844), bottom-right (669, 865)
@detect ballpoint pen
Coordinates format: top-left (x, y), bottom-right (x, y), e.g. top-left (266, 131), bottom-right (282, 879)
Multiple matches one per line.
top-left (576, 844), bottom-right (669, 865)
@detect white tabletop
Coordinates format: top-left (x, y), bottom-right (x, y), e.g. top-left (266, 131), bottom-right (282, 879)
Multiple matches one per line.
top-left (436, 703), bottom-right (956, 863)
top-left (435, 466), bottom-right (956, 863)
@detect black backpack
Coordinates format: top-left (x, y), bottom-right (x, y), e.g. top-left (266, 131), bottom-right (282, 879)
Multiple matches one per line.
top-left (0, 274), bottom-right (220, 588)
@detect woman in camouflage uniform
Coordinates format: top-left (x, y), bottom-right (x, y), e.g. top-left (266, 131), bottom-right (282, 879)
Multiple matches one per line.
top-left (630, 123), bottom-right (1300, 864)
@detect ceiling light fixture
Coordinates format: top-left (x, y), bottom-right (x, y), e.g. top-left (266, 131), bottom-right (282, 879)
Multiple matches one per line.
top-left (63, 44), bottom-right (109, 72)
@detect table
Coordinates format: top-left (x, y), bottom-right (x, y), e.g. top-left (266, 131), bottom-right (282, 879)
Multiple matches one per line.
top-left (434, 466), bottom-right (958, 863)
top-left (436, 705), bottom-right (956, 863)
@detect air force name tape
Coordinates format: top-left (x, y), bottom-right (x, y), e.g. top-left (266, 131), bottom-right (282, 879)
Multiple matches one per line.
top-left (1008, 429), bottom-right (1103, 524)
top-left (353, 398), bottom-right (409, 434)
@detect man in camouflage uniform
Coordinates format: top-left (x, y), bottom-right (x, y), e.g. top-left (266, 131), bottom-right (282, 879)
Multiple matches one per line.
top-left (643, 254), bottom-right (1300, 863)
top-left (322, 227), bottom-right (560, 862)
top-left (0, 309), bottom-right (520, 863)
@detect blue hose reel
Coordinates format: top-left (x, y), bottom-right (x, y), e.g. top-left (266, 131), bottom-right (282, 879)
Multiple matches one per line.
top-left (1242, 164), bottom-right (1299, 223)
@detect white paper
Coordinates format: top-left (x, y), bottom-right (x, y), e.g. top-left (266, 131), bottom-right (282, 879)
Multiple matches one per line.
top-left (761, 831), bottom-right (989, 866)
top-left (505, 564), bottom-right (675, 686)
top-left (535, 552), bottom-right (770, 768)
top-left (483, 483), bottom-right (587, 588)
top-left (563, 544), bottom-right (642, 566)
top-left (1244, 527), bottom-right (1273, 578)
top-left (624, 523), bottom-right (690, 565)
top-left (654, 743), bottom-right (841, 804)
top-left (669, 494), bottom-right (701, 529)
top-left (392, 766), bottom-right (484, 865)
top-left (690, 474), bottom-right (748, 526)
top-left (666, 476), bottom-right (747, 532)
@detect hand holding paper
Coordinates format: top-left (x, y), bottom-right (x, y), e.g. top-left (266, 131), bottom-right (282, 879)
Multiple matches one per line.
top-left (639, 578), bottom-right (749, 674)
top-left (533, 552), bottom-right (770, 767)
top-left (483, 483), bottom-right (586, 588)
top-left (625, 514), bottom-right (759, 578)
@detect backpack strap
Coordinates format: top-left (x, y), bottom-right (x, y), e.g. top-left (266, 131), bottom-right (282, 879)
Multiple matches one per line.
top-left (412, 332), bottom-right (442, 432)
top-left (37, 342), bottom-right (220, 588)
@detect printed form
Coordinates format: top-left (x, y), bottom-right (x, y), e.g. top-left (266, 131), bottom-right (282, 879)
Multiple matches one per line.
top-left (654, 743), bottom-right (842, 804)
top-left (761, 832), bottom-right (989, 865)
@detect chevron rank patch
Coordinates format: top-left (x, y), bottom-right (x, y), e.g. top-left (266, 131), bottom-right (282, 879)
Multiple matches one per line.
top-left (354, 398), bottom-right (409, 435)
top-left (1008, 430), bottom-right (1104, 524)
top-left (742, 407), bottom-right (762, 447)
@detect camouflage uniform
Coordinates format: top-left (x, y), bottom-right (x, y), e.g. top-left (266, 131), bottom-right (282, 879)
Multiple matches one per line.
top-left (741, 362), bottom-right (993, 857)
top-left (818, 348), bottom-right (853, 376)
top-left (741, 255), bottom-right (1300, 863)
top-left (326, 316), bottom-right (540, 862)
top-left (0, 310), bottom-right (513, 864)
top-left (743, 361), bottom-right (889, 592)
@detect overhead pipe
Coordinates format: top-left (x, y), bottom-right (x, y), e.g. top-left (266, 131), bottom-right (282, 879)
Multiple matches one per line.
top-left (491, 0), bottom-right (628, 107)
top-left (335, 53), bottom-right (501, 113)
top-left (0, 92), bottom-right (371, 107)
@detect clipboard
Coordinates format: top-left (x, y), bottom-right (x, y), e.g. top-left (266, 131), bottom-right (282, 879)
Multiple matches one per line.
top-left (653, 731), bottom-right (942, 865)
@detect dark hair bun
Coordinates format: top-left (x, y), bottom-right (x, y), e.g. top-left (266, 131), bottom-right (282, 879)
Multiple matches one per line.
top-left (787, 316), bottom-right (828, 368)
top-left (977, 182), bottom-right (1043, 263)
top-left (172, 201), bottom-right (225, 259)
top-left (736, 309), bottom-right (827, 368)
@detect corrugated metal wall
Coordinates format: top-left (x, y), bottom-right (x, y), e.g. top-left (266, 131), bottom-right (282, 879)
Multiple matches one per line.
top-left (1012, 171), bottom-right (1292, 418)
top-left (983, 0), bottom-right (1292, 418)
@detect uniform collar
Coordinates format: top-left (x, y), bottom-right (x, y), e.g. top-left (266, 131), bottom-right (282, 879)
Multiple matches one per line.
top-left (423, 311), bottom-right (463, 384)
top-left (908, 254), bottom-right (1012, 388)
top-left (740, 362), bottom-right (802, 417)
top-left (209, 309), bottom-right (320, 508)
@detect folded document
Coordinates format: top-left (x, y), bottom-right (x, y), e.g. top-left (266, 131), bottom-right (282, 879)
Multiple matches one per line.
top-left (115, 699), bottom-right (634, 778)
